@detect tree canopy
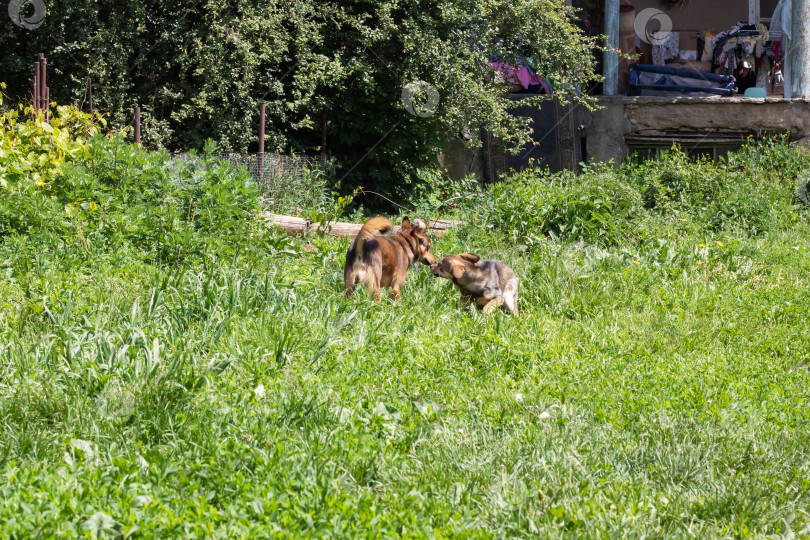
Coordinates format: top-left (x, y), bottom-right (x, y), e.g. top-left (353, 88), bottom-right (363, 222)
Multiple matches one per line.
top-left (2, 0), bottom-right (600, 195)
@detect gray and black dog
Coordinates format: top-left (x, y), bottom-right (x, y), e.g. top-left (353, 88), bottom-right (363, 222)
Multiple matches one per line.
top-left (430, 253), bottom-right (519, 316)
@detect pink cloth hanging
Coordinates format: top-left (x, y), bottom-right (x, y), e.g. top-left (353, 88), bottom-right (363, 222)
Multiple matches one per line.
top-left (490, 61), bottom-right (543, 90)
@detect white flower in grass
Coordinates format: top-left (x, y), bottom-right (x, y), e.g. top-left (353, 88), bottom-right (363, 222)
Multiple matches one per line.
top-left (82, 512), bottom-right (119, 537)
top-left (538, 411), bottom-right (551, 420)
top-left (515, 393), bottom-right (523, 403)
top-left (254, 384), bottom-right (266, 399)
top-left (70, 438), bottom-right (95, 460)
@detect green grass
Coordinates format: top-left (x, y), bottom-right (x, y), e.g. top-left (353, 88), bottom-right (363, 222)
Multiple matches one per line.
top-left (3, 225), bottom-right (810, 537)
top-left (2, 138), bottom-right (810, 537)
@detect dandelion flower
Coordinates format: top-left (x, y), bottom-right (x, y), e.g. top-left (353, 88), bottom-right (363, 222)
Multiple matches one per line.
top-left (716, 241), bottom-right (723, 247)
top-left (633, 260), bottom-right (640, 265)
top-left (699, 243), bottom-right (706, 248)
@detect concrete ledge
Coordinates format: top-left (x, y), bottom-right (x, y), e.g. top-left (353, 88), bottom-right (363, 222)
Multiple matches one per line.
top-left (582, 96), bottom-right (810, 164)
top-left (596, 96), bottom-right (810, 105)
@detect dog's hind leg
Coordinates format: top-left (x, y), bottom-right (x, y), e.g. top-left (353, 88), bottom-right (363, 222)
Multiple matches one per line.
top-left (344, 275), bottom-right (355, 298)
top-left (504, 293), bottom-right (519, 316)
top-left (360, 270), bottom-right (382, 302)
top-left (344, 269), bottom-right (361, 298)
top-left (503, 279), bottom-right (519, 315)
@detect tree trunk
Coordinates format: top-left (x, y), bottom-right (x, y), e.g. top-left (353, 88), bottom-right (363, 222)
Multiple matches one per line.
top-left (259, 212), bottom-right (461, 237)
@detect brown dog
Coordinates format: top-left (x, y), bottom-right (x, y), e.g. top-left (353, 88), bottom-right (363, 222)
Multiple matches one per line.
top-left (431, 253), bottom-right (519, 315)
top-left (344, 216), bottom-right (437, 301)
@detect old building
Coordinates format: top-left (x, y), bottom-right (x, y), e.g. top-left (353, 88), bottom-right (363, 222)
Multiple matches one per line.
top-left (587, 0), bottom-right (810, 164)
top-left (442, 0), bottom-right (810, 181)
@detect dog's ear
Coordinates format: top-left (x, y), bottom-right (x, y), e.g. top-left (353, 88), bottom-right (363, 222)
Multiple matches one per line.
top-left (400, 217), bottom-right (411, 231)
top-left (451, 263), bottom-right (465, 280)
top-left (459, 253), bottom-right (480, 263)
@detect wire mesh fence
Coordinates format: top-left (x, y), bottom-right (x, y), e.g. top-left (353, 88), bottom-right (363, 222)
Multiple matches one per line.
top-left (172, 152), bottom-right (327, 214)
top-left (209, 152), bottom-right (319, 187)
top-left (219, 152), bottom-right (328, 215)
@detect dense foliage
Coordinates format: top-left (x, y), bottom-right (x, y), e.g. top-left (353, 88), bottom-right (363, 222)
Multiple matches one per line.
top-left (2, 0), bottom-right (599, 198)
top-left (0, 99), bottom-right (267, 264)
top-left (476, 137), bottom-right (810, 247)
top-left (3, 105), bottom-right (810, 535)
top-left (0, 83), bottom-right (101, 187)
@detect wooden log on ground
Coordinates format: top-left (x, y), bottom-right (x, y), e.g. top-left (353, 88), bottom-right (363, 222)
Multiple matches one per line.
top-left (259, 212), bottom-right (462, 237)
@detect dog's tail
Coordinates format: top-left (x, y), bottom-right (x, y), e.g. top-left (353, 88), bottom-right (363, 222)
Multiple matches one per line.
top-left (352, 216), bottom-right (393, 259)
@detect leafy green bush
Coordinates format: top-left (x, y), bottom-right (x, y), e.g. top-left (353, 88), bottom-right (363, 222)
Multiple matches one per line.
top-left (0, 88), bottom-right (103, 188)
top-left (55, 137), bottom-right (262, 263)
top-left (704, 173), bottom-right (775, 235)
top-left (486, 167), bottom-right (643, 246)
top-left (0, 97), bottom-right (103, 237)
top-left (623, 147), bottom-right (727, 212)
top-left (621, 141), bottom-right (808, 236)
top-left (727, 134), bottom-right (810, 186)
top-left (1, 98), bottom-right (265, 265)
top-left (0, 181), bottom-right (65, 238)
top-left (463, 137), bottom-right (810, 247)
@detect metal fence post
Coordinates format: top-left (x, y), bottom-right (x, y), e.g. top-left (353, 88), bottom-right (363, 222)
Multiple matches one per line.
top-left (258, 102), bottom-right (266, 182)
top-left (38, 53), bottom-right (47, 117)
top-left (33, 58), bottom-right (40, 115)
top-left (134, 106), bottom-right (141, 144)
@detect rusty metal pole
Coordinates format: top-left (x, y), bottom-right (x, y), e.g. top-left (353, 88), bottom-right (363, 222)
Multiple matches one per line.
top-left (320, 111), bottom-right (327, 167)
top-left (258, 102), bottom-right (266, 181)
top-left (33, 59), bottom-right (40, 114)
top-left (87, 78), bottom-right (94, 114)
top-left (134, 106), bottom-right (141, 144)
top-left (38, 53), bottom-right (46, 114)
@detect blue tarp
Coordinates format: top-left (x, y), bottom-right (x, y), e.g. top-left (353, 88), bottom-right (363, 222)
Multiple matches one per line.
top-left (629, 64), bottom-right (736, 97)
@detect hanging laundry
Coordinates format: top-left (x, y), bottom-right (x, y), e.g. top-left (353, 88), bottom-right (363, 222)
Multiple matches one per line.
top-left (709, 20), bottom-right (773, 94)
top-left (652, 32), bottom-right (679, 66)
top-left (489, 56), bottom-right (547, 93)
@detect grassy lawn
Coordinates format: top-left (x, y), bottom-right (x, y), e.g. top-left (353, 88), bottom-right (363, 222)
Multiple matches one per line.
top-left (2, 130), bottom-right (810, 536)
